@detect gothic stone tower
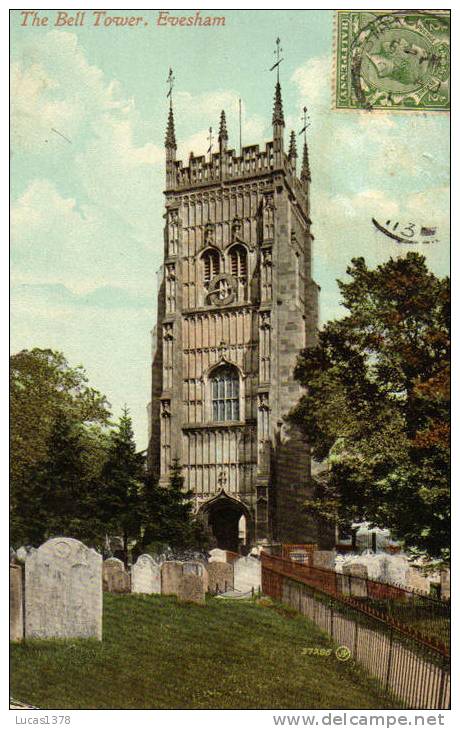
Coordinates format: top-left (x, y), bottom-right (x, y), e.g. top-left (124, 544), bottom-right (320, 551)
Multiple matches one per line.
top-left (148, 76), bottom-right (325, 551)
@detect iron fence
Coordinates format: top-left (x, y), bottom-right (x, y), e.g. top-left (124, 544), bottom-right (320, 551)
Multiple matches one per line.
top-left (261, 554), bottom-right (450, 710)
top-left (261, 553), bottom-right (450, 652)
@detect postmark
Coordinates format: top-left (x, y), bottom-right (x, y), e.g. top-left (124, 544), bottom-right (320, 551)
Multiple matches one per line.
top-left (335, 11), bottom-right (450, 111)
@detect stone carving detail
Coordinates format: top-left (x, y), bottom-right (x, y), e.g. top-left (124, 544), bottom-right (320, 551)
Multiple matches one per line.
top-left (132, 554), bottom-right (161, 594)
top-left (25, 537), bottom-right (102, 640)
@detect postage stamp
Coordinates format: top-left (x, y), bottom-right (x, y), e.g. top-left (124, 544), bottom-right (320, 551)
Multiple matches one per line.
top-left (335, 10), bottom-right (450, 111)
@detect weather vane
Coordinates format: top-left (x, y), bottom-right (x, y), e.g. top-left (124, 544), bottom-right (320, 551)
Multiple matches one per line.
top-left (166, 67), bottom-right (175, 106)
top-left (299, 105), bottom-right (311, 142)
top-left (269, 37), bottom-right (284, 82)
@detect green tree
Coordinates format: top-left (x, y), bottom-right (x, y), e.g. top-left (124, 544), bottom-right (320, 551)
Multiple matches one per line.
top-left (10, 349), bottom-right (111, 547)
top-left (140, 459), bottom-right (211, 554)
top-left (289, 253), bottom-right (450, 562)
top-left (99, 407), bottom-right (145, 564)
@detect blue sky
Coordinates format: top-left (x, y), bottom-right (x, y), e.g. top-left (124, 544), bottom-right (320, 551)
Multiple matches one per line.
top-left (10, 9), bottom-right (450, 449)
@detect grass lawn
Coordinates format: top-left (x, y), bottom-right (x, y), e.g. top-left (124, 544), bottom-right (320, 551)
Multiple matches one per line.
top-left (10, 594), bottom-right (401, 710)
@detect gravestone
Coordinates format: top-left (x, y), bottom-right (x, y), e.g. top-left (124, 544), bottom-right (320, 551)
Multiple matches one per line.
top-left (131, 554), bottom-right (161, 594)
top-left (233, 555), bottom-right (261, 592)
top-left (207, 561), bottom-right (234, 593)
top-left (440, 569), bottom-right (450, 600)
top-left (182, 561), bottom-right (209, 592)
top-left (25, 537), bottom-right (102, 640)
top-left (178, 573), bottom-right (205, 604)
top-left (342, 562), bottom-right (368, 598)
top-left (103, 558), bottom-right (131, 593)
top-left (161, 561), bottom-right (183, 595)
top-left (312, 550), bottom-right (336, 570)
top-left (209, 548), bottom-right (227, 563)
top-left (10, 563), bottom-right (24, 641)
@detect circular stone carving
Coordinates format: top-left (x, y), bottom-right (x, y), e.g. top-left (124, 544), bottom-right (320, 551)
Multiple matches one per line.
top-left (53, 541), bottom-right (72, 559)
top-left (207, 273), bottom-right (237, 306)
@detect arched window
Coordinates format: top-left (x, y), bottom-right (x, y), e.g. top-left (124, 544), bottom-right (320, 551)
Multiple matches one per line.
top-left (210, 365), bottom-right (240, 422)
top-left (229, 244), bottom-right (248, 301)
top-left (202, 249), bottom-right (220, 286)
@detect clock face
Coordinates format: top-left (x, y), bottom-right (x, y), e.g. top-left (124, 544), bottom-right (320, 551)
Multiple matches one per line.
top-left (207, 273), bottom-right (237, 306)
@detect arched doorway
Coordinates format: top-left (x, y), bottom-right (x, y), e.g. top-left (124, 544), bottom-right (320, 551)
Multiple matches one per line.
top-left (199, 490), bottom-right (252, 552)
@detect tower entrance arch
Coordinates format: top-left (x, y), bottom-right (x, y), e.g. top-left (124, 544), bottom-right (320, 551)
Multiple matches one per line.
top-left (199, 490), bottom-right (253, 552)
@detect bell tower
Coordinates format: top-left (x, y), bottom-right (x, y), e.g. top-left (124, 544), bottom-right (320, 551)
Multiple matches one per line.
top-left (148, 49), bottom-right (328, 550)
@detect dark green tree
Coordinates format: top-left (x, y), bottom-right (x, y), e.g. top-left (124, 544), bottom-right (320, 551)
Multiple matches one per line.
top-left (140, 459), bottom-right (211, 554)
top-left (288, 253), bottom-right (450, 562)
top-left (99, 407), bottom-right (145, 564)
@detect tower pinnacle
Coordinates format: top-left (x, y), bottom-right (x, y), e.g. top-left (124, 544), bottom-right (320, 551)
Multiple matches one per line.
top-left (218, 110), bottom-right (228, 143)
top-left (301, 141), bottom-right (311, 183)
top-left (165, 105), bottom-right (177, 150)
top-left (288, 130), bottom-right (297, 159)
top-left (272, 82), bottom-right (285, 127)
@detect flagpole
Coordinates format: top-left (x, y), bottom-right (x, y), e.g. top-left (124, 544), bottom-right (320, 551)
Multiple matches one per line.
top-left (239, 98), bottom-right (242, 156)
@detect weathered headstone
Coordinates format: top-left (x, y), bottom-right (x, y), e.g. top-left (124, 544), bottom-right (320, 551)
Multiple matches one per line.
top-left (207, 561), bottom-right (234, 593)
top-left (131, 554), bottom-right (161, 594)
top-left (182, 561), bottom-right (209, 592)
top-left (10, 563), bottom-right (24, 641)
top-left (342, 562), bottom-right (368, 598)
top-left (103, 558), bottom-right (131, 593)
top-left (161, 561), bottom-right (183, 595)
top-left (233, 555), bottom-right (261, 592)
top-left (312, 550), bottom-right (336, 570)
top-left (25, 537), bottom-right (102, 640)
top-left (440, 569), bottom-right (450, 600)
top-left (178, 573), bottom-right (205, 604)
top-left (209, 548), bottom-right (227, 563)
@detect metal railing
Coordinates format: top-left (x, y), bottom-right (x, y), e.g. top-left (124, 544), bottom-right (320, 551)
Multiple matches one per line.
top-left (261, 553), bottom-right (450, 710)
top-left (261, 553), bottom-right (450, 653)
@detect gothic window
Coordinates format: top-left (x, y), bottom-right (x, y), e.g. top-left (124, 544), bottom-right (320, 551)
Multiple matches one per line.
top-left (229, 244), bottom-right (247, 301)
top-left (202, 249), bottom-right (220, 286)
top-left (210, 365), bottom-right (240, 422)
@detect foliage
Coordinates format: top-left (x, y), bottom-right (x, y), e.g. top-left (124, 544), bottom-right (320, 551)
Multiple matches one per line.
top-left (139, 459), bottom-right (211, 554)
top-left (288, 253), bottom-right (450, 562)
top-left (10, 349), bottom-right (111, 547)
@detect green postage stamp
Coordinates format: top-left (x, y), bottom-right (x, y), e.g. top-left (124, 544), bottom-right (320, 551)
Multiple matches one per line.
top-left (335, 10), bottom-right (450, 111)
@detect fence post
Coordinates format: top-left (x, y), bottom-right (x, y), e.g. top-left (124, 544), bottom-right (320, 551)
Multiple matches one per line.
top-left (353, 618), bottom-right (359, 658)
top-left (385, 628), bottom-right (394, 692)
top-left (437, 662), bottom-right (447, 710)
top-left (329, 600), bottom-right (334, 639)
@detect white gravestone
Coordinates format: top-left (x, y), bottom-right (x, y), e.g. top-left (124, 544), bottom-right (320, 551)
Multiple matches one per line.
top-left (209, 548), bottom-right (227, 563)
top-left (233, 555), bottom-right (261, 592)
top-left (132, 554), bottom-right (161, 594)
top-left (25, 537), bottom-right (102, 640)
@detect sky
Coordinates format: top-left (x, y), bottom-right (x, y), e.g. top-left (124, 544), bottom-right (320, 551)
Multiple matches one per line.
top-left (10, 9), bottom-right (450, 450)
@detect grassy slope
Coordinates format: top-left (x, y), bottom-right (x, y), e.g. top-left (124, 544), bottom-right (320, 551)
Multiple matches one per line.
top-left (10, 594), bottom-right (400, 709)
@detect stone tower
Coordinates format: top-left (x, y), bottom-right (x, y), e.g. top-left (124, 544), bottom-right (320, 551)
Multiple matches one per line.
top-left (148, 72), bottom-right (326, 552)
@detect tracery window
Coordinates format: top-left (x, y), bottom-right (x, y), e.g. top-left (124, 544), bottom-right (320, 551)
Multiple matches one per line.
top-left (202, 249), bottom-right (220, 286)
top-left (229, 244), bottom-right (247, 301)
top-left (210, 365), bottom-right (240, 422)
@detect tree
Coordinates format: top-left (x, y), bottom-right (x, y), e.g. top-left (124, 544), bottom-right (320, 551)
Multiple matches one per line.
top-left (288, 253), bottom-right (450, 562)
top-left (98, 407), bottom-right (146, 564)
top-left (140, 459), bottom-right (211, 555)
top-left (10, 349), bottom-right (111, 547)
